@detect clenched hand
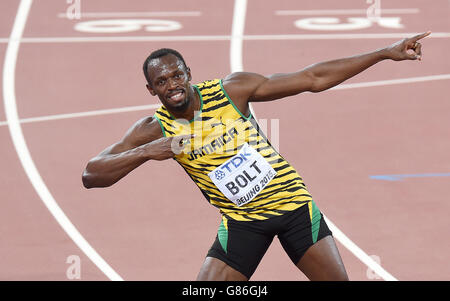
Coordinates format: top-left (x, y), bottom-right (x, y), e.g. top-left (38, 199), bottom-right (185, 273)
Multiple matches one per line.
top-left (144, 134), bottom-right (195, 161)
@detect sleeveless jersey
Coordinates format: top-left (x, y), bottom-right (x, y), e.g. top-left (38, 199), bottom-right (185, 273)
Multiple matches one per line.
top-left (154, 79), bottom-right (312, 221)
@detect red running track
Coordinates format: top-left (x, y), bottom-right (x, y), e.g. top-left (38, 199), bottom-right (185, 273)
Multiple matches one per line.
top-left (1, 0), bottom-right (449, 280)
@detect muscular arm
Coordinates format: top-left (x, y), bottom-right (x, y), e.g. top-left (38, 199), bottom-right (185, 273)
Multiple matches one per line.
top-left (82, 116), bottom-right (190, 188)
top-left (223, 32), bottom-right (430, 113)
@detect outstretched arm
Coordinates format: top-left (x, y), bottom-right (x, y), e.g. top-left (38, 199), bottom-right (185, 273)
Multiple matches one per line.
top-left (223, 31), bottom-right (431, 112)
top-left (299, 31), bottom-right (430, 93)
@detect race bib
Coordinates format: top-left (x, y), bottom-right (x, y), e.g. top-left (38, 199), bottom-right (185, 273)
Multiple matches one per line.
top-left (208, 143), bottom-right (277, 207)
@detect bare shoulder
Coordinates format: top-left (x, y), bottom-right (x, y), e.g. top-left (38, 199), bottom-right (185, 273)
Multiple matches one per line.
top-left (222, 72), bottom-right (268, 111)
top-left (100, 115), bottom-right (161, 155)
top-left (125, 115), bottom-right (163, 146)
top-left (222, 72), bottom-right (267, 93)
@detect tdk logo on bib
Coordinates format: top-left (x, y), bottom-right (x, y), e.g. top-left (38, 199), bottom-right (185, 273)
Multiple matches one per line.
top-left (208, 143), bottom-right (277, 207)
top-left (219, 149), bottom-right (252, 175)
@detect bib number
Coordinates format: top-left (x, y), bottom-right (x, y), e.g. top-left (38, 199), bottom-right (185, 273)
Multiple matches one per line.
top-left (208, 143), bottom-right (277, 206)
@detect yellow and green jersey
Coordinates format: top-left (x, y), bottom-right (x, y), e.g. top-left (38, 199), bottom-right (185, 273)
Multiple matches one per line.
top-left (154, 79), bottom-right (312, 221)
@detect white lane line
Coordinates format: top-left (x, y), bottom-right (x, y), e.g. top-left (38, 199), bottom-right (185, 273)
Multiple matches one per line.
top-left (332, 74), bottom-right (450, 90)
top-left (323, 216), bottom-right (397, 281)
top-left (231, 0), bottom-right (258, 121)
top-left (230, 0), bottom-right (246, 73)
top-left (2, 0), bottom-right (123, 281)
top-left (0, 32), bottom-right (448, 44)
top-left (57, 11), bottom-right (202, 18)
top-left (19, 35), bottom-right (230, 43)
top-left (0, 36), bottom-right (231, 43)
top-left (1, 74), bottom-right (448, 128)
top-left (275, 8), bottom-right (420, 15)
top-left (0, 104), bottom-right (161, 127)
top-left (245, 32), bottom-right (450, 40)
top-left (231, 0), bottom-right (397, 281)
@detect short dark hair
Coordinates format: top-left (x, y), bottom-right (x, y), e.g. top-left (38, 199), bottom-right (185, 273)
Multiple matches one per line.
top-left (142, 48), bottom-right (187, 84)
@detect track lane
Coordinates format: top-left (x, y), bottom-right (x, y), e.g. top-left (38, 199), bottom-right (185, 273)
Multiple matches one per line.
top-left (2, 0), bottom-right (449, 280)
top-left (0, 126), bottom-right (108, 280)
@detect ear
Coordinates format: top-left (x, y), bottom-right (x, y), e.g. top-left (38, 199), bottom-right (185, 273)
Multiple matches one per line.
top-left (146, 84), bottom-right (156, 96)
top-left (186, 67), bottom-right (192, 81)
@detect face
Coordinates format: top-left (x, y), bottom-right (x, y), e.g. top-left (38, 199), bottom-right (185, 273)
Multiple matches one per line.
top-left (146, 54), bottom-right (193, 112)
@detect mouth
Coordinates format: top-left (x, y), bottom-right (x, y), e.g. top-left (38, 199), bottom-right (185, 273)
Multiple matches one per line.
top-left (167, 89), bottom-right (185, 103)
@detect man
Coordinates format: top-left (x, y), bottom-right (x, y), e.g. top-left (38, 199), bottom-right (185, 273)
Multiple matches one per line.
top-left (82, 31), bottom-right (430, 280)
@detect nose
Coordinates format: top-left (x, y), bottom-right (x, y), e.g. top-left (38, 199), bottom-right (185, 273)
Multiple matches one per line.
top-left (167, 77), bottom-right (177, 89)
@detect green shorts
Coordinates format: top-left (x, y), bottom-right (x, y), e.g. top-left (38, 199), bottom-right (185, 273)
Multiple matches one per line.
top-left (206, 200), bottom-right (332, 279)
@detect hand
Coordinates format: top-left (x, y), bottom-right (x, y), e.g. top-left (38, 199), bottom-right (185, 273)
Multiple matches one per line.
top-left (143, 134), bottom-right (195, 161)
top-left (384, 31), bottom-right (431, 61)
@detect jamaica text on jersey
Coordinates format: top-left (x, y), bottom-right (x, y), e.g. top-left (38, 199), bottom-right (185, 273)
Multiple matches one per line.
top-left (154, 79), bottom-right (312, 221)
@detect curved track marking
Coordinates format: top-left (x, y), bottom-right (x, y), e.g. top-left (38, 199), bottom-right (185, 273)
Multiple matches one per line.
top-left (231, 0), bottom-right (397, 281)
top-left (2, 0), bottom-right (123, 281)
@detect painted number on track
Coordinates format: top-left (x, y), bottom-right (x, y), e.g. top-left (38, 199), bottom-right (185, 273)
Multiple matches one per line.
top-left (74, 19), bottom-right (182, 33)
top-left (294, 17), bottom-right (404, 30)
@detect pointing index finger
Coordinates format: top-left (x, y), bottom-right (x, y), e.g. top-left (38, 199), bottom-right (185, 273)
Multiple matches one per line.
top-left (410, 31), bottom-right (432, 42)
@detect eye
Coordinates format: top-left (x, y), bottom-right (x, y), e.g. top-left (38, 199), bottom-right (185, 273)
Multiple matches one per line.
top-left (157, 79), bottom-right (166, 86)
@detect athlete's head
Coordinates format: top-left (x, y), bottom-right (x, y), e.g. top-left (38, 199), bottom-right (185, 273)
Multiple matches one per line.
top-left (143, 48), bottom-right (193, 112)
